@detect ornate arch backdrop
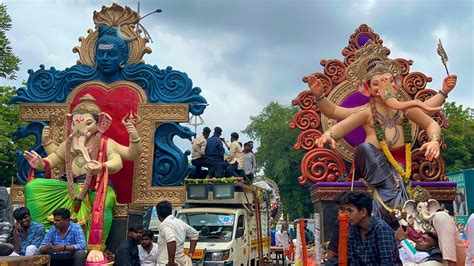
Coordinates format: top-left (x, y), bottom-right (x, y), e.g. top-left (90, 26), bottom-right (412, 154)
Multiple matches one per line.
top-left (290, 24), bottom-right (456, 240)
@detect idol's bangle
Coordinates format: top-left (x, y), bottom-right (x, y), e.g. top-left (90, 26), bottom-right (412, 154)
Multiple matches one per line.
top-left (42, 140), bottom-right (53, 146)
top-left (324, 129), bottom-right (333, 138)
top-left (130, 137), bottom-right (141, 143)
top-left (315, 94), bottom-right (325, 101)
top-left (429, 134), bottom-right (441, 142)
top-left (438, 90), bottom-right (448, 99)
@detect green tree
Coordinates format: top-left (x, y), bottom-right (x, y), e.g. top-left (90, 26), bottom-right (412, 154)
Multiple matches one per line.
top-left (0, 3), bottom-right (20, 79)
top-left (0, 86), bottom-right (33, 186)
top-left (441, 102), bottom-right (474, 172)
top-left (243, 102), bottom-right (312, 220)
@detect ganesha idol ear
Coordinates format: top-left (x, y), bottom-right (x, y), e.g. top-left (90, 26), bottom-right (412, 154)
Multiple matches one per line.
top-left (394, 75), bottom-right (403, 90)
top-left (98, 112), bottom-right (112, 134)
top-left (356, 81), bottom-right (371, 97)
top-left (65, 114), bottom-right (73, 136)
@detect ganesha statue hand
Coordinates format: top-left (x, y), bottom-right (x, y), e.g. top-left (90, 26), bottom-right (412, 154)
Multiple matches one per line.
top-left (23, 94), bottom-right (142, 262)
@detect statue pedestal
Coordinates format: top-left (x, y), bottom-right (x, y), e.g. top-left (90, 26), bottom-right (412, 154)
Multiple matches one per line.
top-left (310, 181), bottom-right (457, 242)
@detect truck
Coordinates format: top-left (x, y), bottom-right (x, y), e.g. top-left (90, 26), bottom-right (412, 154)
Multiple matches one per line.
top-left (177, 179), bottom-right (272, 266)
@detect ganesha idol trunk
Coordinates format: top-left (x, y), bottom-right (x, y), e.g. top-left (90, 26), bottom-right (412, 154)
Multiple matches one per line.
top-left (384, 97), bottom-right (441, 113)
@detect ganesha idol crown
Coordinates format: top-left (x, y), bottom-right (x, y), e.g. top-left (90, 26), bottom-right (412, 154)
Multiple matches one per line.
top-left (410, 185), bottom-right (431, 203)
top-left (72, 94), bottom-right (101, 115)
top-left (345, 41), bottom-right (402, 85)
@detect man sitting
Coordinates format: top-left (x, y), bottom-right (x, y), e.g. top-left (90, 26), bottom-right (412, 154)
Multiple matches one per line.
top-left (138, 229), bottom-right (158, 266)
top-left (12, 207), bottom-right (44, 256)
top-left (39, 208), bottom-right (86, 266)
top-left (341, 191), bottom-right (399, 265)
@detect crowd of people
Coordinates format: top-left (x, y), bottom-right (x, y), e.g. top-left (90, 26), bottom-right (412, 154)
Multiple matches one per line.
top-left (191, 126), bottom-right (257, 181)
top-left (273, 190), bottom-right (474, 266)
top-left (0, 201), bottom-right (199, 266)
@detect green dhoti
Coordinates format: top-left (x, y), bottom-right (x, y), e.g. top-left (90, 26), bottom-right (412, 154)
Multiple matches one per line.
top-left (24, 178), bottom-right (116, 246)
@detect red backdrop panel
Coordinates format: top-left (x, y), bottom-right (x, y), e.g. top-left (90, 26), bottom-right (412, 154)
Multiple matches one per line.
top-left (70, 86), bottom-right (143, 203)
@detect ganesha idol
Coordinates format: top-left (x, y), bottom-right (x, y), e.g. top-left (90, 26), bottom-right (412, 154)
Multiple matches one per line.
top-left (23, 94), bottom-right (141, 262)
top-left (305, 41), bottom-right (457, 227)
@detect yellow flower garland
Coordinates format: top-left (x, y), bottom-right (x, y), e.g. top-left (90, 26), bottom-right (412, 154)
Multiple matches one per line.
top-left (379, 140), bottom-right (412, 180)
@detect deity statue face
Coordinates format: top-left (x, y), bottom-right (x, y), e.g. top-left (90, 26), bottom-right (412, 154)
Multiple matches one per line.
top-left (369, 72), bottom-right (396, 97)
top-left (71, 113), bottom-right (98, 137)
top-left (367, 71), bottom-right (440, 112)
top-left (95, 25), bottom-right (129, 78)
top-left (96, 42), bottom-right (123, 76)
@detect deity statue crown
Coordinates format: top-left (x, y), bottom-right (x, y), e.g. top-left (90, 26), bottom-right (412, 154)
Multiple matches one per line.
top-left (345, 41), bottom-right (402, 84)
top-left (72, 94), bottom-right (101, 115)
top-left (410, 185), bottom-right (431, 203)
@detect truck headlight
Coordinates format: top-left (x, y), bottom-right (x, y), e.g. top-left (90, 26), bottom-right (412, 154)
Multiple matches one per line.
top-left (210, 249), bottom-right (230, 261)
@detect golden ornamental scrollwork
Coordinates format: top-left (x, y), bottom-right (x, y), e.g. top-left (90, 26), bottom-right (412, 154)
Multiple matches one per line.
top-left (113, 204), bottom-right (129, 218)
top-left (20, 104), bottom-right (68, 121)
top-left (132, 104), bottom-right (188, 205)
top-left (10, 185), bottom-right (25, 204)
top-left (73, 3), bottom-right (151, 66)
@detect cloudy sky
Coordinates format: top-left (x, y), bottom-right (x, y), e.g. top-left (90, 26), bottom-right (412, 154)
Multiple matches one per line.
top-left (2, 0), bottom-right (473, 151)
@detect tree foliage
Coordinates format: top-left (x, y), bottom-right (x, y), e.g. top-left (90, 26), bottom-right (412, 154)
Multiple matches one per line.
top-left (441, 102), bottom-right (474, 172)
top-left (0, 4), bottom-right (20, 80)
top-left (0, 86), bottom-right (33, 186)
top-left (243, 102), bottom-right (312, 220)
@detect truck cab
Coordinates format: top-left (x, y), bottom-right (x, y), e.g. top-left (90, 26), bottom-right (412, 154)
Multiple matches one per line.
top-left (177, 181), bottom-right (270, 266)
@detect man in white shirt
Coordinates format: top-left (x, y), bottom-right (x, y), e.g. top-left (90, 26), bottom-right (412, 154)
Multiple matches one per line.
top-left (138, 230), bottom-right (158, 266)
top-left (156, 201), bottom-right (199, 266)
top-left (225, 132), bottom-right (244, 177)
top-left (465, 214), bottom-right (474, 266)
top-left (275, 223), bottom-right (290, 248)
top-left (191, 127), bottom-right (211, 178)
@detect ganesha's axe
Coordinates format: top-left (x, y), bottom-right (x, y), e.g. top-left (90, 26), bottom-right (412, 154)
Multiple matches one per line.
top-left (437, 39), bottom-right (449, 75)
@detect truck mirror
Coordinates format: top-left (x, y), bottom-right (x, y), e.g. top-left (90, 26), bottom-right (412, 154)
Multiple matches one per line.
top-left (236, 227), bottom-right (245, 238)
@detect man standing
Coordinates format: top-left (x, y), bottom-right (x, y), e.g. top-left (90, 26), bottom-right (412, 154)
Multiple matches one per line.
top-left (12, 207), bottom-right (44, 256)
top-left (39, 208), bottom-right (86, 266)
top-left (275, 223), bottom-right (290, 248)
top-left (114, 225), bottom-right (143, 266)
top-left (204, 127), bottom-right (227, 178)
top-left (243, 142), bottom-right (257, 182)
top-left (138, 229), bottom-right (158, 265)
top-left (156, 200), bottom-right (199, 266)
top-left (191, 127), bottom-right (211, 178)
top-left (341, 191), bottom-right (399, 266)
top-left (225, 132), bottom-right (244, 177)
top-left (303, 220), bottom-right (315, 245)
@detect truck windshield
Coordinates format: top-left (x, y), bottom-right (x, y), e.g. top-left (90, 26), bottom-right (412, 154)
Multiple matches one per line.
top-left (177, 213), bottom-right (235, 242)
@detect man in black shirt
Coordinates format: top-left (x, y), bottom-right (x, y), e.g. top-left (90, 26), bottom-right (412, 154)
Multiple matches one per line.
top-left (114, 225), bottom-right (143, 266)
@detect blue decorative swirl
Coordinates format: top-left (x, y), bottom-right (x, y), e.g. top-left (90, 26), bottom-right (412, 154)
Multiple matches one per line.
top-left (152, 122), bottom-right (196, 186)
top-left (122, 64), bottom-right (207, 115)
top-left (11, 64), bottom-right (99, 103)
top-left (12, 121), bottom-right (48, 184)
top-left (11, 64), bottom-right (208, 116)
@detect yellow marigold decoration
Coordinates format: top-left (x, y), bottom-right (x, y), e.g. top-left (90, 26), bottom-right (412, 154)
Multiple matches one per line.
top-left (379, 140), bottom-right (412, 180)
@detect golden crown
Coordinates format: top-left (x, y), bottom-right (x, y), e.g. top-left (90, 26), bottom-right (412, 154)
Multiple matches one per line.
top-left (72, 94), bottom-right (101, 115)
top-left (73, 3), bottom-right (151, 66)
top-left (410, 186), bottom-right (431, 203)
top-left (345, 41), bottom-right (402, 85)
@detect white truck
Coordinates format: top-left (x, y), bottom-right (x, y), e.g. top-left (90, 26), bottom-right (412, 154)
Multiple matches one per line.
top-left (177, 180), bottom-right (271, 266)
